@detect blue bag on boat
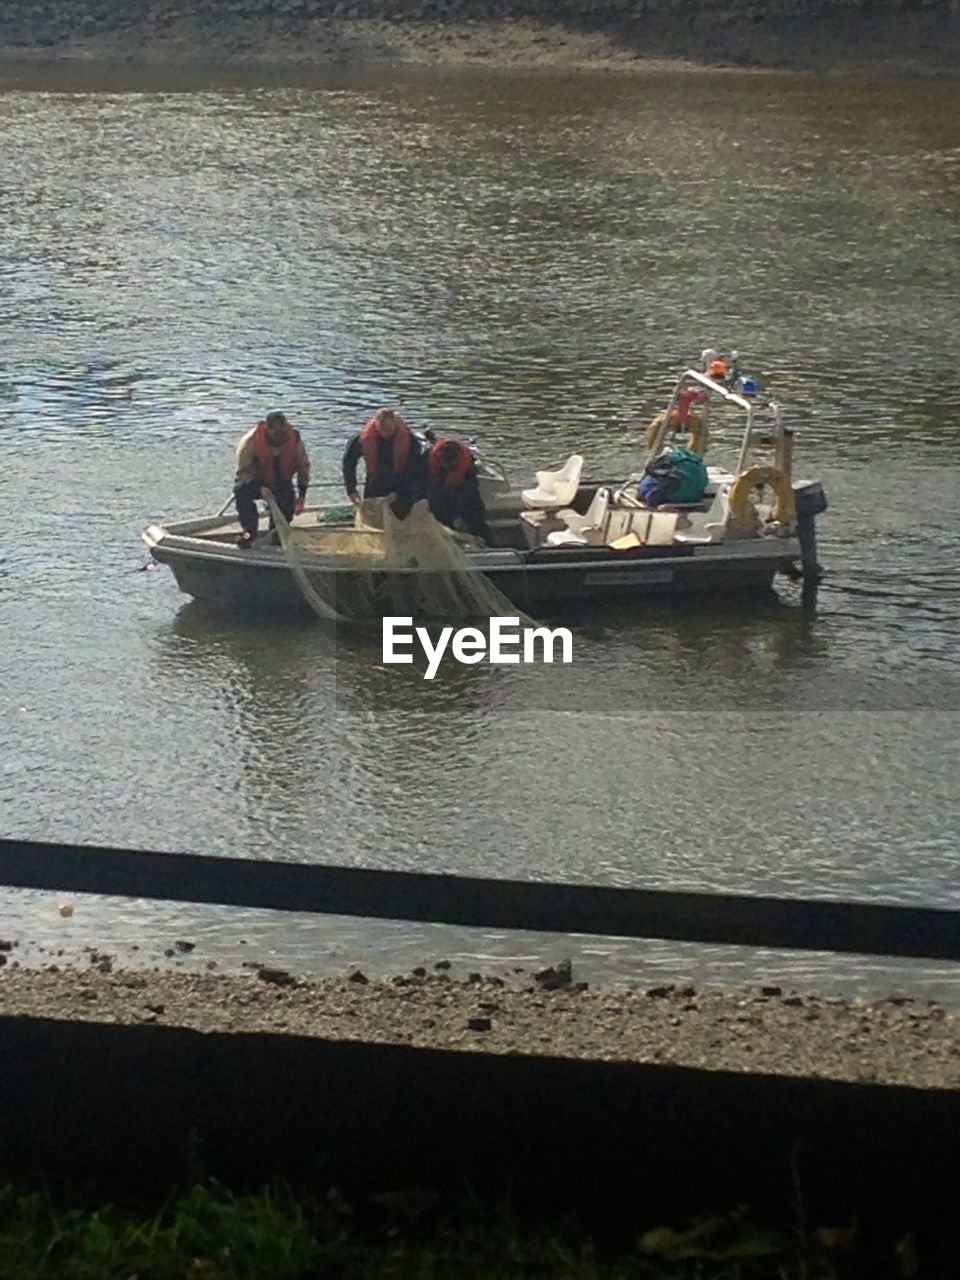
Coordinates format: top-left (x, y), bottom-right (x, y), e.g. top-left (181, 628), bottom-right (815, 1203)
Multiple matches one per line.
top-left (638, 446), bottom-right (707, 506)
top-left (637, 474), bottom-right (671, 507)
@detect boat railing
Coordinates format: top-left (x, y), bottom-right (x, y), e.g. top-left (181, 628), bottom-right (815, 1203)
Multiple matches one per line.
top-left (645, 368), bottom-right (787, 480)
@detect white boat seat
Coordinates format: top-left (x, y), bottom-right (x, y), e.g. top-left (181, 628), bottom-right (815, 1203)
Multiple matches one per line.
top-left (673, 531), bottom-right (719, 545)
top-left (670, 487), bottom-right (730, 545)
top-left (519, 508), bottom-right (565, 549)
top-left (547, 528), bottom-right (590, 547)
top-left (522, 509), bottom-right (568, 550)
top-left (522, 454), bottom-right (585, 509)
top-left (546, 486), bottom-right (611, 548)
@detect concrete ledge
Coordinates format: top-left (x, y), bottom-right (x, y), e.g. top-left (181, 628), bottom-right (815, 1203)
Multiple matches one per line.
top-left (2, 1013), bottom-right (958, 1227)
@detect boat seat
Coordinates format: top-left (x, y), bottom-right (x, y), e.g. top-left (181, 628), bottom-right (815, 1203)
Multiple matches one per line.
top-left (674, 531), bottom-right (719, 544)
top-left (671, 486), bottom-right (731, 545)
top-left (520, 508), bottom-right (565, 549)
top-left (546, 487), bottom-right (611, 548)
top-left (521, 454), bottom-right (585, 509)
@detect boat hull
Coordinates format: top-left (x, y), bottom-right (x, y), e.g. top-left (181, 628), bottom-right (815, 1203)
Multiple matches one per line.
top-left (145, 525), bottom-right (796, 617)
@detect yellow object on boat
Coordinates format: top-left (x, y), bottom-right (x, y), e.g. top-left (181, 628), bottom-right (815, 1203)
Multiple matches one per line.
top-left (644, 409), bottom-right (705, 454)
top-left (728, 464), bottom-right (795, 527)
top-left (610, 532), bottom-right (645, 551)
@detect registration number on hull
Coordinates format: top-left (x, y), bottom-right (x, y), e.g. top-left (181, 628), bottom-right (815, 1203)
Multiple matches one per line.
top-left (584, 568), bottom-right (675, 587)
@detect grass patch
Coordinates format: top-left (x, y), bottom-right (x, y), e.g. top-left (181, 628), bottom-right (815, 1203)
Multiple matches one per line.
top-left (0, 1181), bottom-right (921, 1278)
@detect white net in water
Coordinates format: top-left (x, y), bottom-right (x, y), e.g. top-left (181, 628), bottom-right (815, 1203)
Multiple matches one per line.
top-left (265, 495), bottom-right (343, 621)
top-left (266, 495), bottom-right (528, 624)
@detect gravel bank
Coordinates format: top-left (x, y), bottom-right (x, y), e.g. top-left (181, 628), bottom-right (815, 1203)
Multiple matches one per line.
top-left (0, 0), bottom-right (958, 76)
top-left (2, 961), bottom-right (959, 1089)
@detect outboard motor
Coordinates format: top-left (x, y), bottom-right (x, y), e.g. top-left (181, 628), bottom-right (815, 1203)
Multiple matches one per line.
top-left (793, 480), bottom-right (828, 584)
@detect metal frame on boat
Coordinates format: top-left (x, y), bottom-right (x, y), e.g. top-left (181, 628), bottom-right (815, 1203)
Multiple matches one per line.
top-left (142, 368), bottom-right (827, 617)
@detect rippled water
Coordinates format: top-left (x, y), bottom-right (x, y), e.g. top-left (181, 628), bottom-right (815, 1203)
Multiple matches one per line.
top-left (2, 64), bottom-right (959, 999)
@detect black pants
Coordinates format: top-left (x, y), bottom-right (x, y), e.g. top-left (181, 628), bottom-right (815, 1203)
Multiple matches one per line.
top-left (234, 479), bottom-right (295, 538)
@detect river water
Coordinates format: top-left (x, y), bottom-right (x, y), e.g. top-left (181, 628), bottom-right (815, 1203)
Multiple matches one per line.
top-left (2, 62), bottom-right (959, 999)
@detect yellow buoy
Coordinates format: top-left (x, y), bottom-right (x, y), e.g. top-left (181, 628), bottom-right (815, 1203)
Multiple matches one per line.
top-left (728, 465), bottom-right (796, 528)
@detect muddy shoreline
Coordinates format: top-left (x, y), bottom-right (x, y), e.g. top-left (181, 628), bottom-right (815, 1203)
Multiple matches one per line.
top-left (0, 1), bottom-right (959, 77)
top-left (2, 959), bottom-right (959, 1089)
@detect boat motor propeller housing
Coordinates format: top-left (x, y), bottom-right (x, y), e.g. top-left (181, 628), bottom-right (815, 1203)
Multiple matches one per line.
top-left (793, 480), bottom-right (828, 583)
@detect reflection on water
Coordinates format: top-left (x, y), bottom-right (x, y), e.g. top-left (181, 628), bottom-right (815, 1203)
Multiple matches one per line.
top-left (1, 64), bottom-right (959, 998)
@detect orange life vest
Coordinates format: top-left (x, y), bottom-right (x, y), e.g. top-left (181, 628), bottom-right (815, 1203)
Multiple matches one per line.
top-left (359, 416), bottom-right (412, 481)
top-left (428, 439), bottom-right (473, 490)
top-left (253, 420), bottom-right (301, 488)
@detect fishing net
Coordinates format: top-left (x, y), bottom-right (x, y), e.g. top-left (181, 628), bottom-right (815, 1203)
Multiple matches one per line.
top-left (266, 494), bottom-right (528, 624)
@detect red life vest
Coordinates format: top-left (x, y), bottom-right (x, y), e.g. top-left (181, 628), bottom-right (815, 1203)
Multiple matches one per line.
top-left (253, 420), bottom-right (301, 488)
top-left (428, 439), bottom-right (472, 490)
top-left (675, 387), bottom-right (706, 425)
top-left (359, 416), bottom-right (412, 481)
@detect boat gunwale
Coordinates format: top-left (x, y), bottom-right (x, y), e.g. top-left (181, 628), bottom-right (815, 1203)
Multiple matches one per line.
top-left (144, 523), bottom-right (799, 577)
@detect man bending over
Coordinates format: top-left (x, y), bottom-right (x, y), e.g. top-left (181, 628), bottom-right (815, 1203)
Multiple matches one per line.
top-left (234, 411), bottom-right (310, 549)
